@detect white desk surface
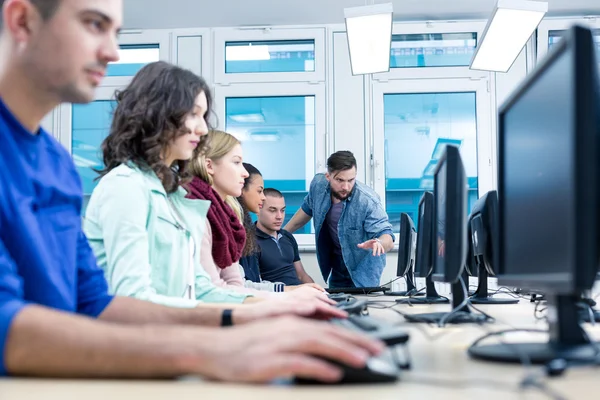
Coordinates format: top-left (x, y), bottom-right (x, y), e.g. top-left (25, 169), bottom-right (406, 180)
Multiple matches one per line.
top-left (2, 295), bottom-right (599, 400)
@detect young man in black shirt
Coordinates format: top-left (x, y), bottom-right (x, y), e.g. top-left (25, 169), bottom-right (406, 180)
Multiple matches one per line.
top-left (256, 189), bottom-right (320, 287)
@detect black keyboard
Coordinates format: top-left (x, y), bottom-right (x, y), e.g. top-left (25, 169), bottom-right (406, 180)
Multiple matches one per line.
top-left (326, 286), bottom-right (388, 294)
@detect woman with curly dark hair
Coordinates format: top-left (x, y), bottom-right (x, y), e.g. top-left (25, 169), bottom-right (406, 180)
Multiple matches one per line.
top-left (83, 61), bottom-right (252, 307)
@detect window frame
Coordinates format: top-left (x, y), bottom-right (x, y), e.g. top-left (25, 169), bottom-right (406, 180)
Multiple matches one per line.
top-left (213, 27), bottom-right (326, 84)
top-left (536, 17), bottom-right (600, 61)
top-left (212, 82), bottom-right (327, 248)
top-left (373, 20), bottom-right (489, 81)
top-left (371, 77), bottom-right (494, 229)
top-left (170, 28), bottom-right (211, 78)
top-left (103, 30), bottom-right (171, 86)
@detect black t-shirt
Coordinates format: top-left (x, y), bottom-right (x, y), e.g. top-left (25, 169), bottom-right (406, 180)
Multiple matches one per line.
top-left (255, 225), bottom-right (303, 286)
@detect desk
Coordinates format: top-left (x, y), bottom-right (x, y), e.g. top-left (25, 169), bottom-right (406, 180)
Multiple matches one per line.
top-left (1, 297), bottom-right (599, 400)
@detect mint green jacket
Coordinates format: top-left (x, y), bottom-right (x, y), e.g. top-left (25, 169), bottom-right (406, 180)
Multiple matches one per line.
top-left (83, 163), bottom-right (249, 307)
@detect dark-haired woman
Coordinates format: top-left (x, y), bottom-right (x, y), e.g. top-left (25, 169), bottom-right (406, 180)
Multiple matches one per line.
top-left (83, 61), bottom-right (251, 306)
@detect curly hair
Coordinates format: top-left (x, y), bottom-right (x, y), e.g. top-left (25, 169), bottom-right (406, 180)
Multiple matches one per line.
top-left (97, 61), bottom-right (213, 193)
top-left (238, 163), bottom-right (262, 257)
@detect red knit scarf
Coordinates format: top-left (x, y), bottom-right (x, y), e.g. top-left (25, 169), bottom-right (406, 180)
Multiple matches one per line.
top-left (186, 177), bottom-right (246, 268)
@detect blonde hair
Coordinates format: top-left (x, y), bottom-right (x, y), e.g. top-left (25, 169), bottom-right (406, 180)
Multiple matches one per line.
top-left (190, 130), bottom-right (243, 221)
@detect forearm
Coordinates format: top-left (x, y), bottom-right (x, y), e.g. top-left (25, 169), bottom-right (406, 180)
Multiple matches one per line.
top-left (284, 209), bottom-right (311, 233)
top-left (300, 273), bottom-right (315, 284)
top-left (5, 305), bottom-right (213, 378)
top-left (379, 234), bottom-right (394, 253)
top-left (99, 296), bottom-right (225, 326)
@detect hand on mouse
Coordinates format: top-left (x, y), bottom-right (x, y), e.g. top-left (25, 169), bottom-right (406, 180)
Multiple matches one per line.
top-left (187, 316), bottom-right (385, 383)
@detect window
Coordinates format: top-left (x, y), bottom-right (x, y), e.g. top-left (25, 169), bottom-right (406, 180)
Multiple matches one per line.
top-left (213, 83), bottom-right (326, 241)
top-left (213, 28), bottom-right (325, 84)
top-left (383, 92), bottom-right (478, 230)
top-left (372, 79), bottom-right (494, 233)
top-left (390, 33), bottom-right (477, 68)
top-left (225, 96), bottom-right (316, 234)
top-left (537, 18), bottom-right (600, 62)
top-left (548, 29), bottom-right (600, 56)
top-left (71, 100), bottom-right (116, 207)
top-left (225, 40), bottom-right (315, 73)
top-left (107, 44), bottom-right (160, 76)
top-left (374, 21), bottom-right (487, 81)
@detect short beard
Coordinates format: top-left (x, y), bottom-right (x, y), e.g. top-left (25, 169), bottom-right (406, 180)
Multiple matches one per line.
top-left (331, 188), bottom-right (350, 201)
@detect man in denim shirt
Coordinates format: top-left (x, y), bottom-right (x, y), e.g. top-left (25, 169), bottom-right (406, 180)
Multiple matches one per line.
top-left (285, 151), bottom-right (395, 288)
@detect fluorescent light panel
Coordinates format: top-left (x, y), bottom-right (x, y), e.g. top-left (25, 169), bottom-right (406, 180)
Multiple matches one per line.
top-left (344, 3), bottom-right (393, 75)
top-left (471, 0), bottom-right (548, 72)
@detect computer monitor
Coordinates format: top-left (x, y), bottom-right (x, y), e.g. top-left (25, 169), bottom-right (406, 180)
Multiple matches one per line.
top-left (468, 190), bottom-right (519, 305)
top-left (431, 145), bottom-right (468, 284)
top-left (399, 192), bottom-right (447, 304)
top-left (386, 213), bottom-right (422, 296)
top-left (469, 25), bottom-right (600, 364)
top-left (403, 146), bottom-right (487, 324)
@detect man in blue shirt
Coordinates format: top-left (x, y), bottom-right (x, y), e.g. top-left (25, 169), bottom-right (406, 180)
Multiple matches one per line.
top-left (285, 151), bottom-right (395, 288)
top-left (0, 0), bottom-right (381, 382)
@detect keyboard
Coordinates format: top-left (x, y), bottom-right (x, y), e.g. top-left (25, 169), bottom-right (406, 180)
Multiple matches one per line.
top-left (326, 286), bottom-right (388, 294)
top-left (331, 314), bottom-right (410, 347)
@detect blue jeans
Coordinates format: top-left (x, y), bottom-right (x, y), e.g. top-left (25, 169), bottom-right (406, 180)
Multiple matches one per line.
top-left (328, 252), bottom-right (355, 288)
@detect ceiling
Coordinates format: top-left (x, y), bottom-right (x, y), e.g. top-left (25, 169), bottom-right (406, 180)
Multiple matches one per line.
top-left (123, 0), bottom-right (600, 30)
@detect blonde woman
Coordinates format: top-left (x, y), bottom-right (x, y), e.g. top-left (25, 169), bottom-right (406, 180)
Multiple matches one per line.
top-left (186, 131), bottom-right (328, 301)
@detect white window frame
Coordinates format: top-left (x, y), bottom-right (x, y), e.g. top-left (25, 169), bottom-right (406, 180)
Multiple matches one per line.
top-left (213, 27), bottom-right (326, 84)
top-left (371, 78), bottom-right (495, 212)
top-left (537, 17), bottom-right (600, 60)
top-left (170, 28), bottom-right (211, 78)
top-left (374, 20), bottom-right (490, 81)
top-left (213, 82), bottom-right (327, 249)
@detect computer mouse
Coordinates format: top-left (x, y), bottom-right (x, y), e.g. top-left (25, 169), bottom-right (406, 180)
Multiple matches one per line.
top-left (294, 356), bottom-right (399, 385)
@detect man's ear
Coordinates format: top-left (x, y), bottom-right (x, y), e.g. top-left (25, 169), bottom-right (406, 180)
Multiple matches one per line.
top-left (325, 172), bottom-right (331, 182)
top-left (4, 0), bottom-right (41, 45)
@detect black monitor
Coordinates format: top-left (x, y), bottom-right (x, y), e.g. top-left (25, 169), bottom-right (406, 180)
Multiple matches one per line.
top-left (468, 190), bottom-right (519, 305)
top-left (397, 193), bottom-right (447, 303)
top-left (414, 192), bottom-right (434, 280)
top-left (403, 146), bottom-right (487, 324)
top-left (432, 145), bottom-right (468, 284)
top-left (386, 213), bottom-right (422, 296)
top-left (469, 25), bottom-right (600, 364)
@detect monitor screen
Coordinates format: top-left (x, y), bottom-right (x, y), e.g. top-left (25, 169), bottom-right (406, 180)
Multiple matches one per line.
top-left (501, 47), bottom-right (574, 280)
top-left (414, 192), bottom-right (434, 278)
top-left (396, 213), bottom-right (416, 276)
top-left (434, 162), bottom-right (447, 277)
top-left (431, 145), bottom-right (467, 283)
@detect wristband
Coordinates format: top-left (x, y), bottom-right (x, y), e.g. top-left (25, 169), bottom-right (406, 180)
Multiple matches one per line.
top-left (221, 309), bottom-right (233, 326)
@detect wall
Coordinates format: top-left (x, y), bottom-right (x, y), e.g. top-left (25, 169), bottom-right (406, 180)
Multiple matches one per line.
top-left (50, 19), bottom-right (534, 287)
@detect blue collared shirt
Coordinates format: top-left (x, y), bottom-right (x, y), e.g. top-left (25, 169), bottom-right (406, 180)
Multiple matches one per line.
top-left (301, 173), bottom-right (395, 286)
top-left (0, 99), bottom-right (113, 375)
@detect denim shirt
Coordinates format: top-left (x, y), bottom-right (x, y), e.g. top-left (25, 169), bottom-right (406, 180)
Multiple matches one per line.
top-left (301, 173), bottom-right (395, 286)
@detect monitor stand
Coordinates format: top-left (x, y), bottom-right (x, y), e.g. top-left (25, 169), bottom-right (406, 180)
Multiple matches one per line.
top-left (403, 272), bottom-right (488, 324)
top-left (396, 274), bottom-right (448, 304)
top-left (577, 298), bottom-right (600, 323)
top-left (469, 265), bottom-right (519, 305)
top-left (469, 294), bottom-right (600, 364)
top-left (385, 266), bottom-right (425, 297)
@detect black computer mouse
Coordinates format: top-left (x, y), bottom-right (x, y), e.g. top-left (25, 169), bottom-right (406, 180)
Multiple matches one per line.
top-left (294, 356), bottom-right (399, 385)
